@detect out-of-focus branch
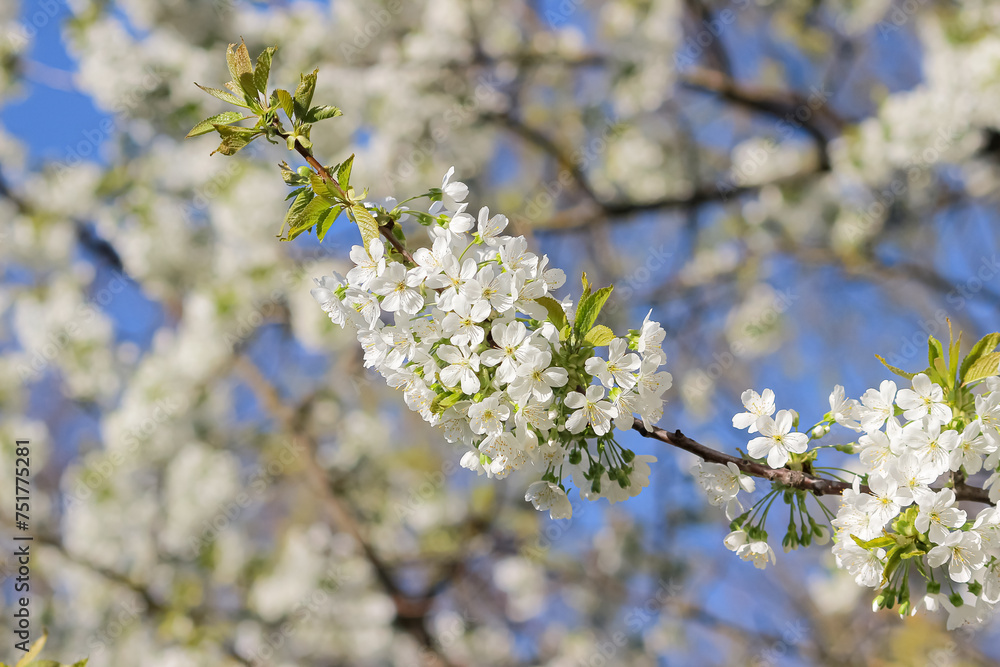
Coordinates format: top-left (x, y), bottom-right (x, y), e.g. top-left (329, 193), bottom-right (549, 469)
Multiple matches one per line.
top-left (234, 356), bottom-right (456, 667)
top-left (0, 166), bottom-right (126, 273)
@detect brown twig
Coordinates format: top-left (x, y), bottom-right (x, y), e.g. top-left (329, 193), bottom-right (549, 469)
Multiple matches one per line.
top-left (631, 418), bottom-right (992, 504)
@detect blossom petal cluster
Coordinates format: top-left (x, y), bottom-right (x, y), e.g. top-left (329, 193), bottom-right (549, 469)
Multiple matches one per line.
top-left (311, 169), bottom-right (672, 518)
top-left (828, 374), bottom-right (1000, 627)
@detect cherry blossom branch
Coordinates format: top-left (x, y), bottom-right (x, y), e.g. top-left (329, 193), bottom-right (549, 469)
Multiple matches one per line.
top-left (276, 132), bottom-right (418, 266)
top-left (630, 417), bottom-right (992, 504)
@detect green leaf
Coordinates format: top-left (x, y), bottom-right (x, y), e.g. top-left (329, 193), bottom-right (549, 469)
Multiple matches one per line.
top-left (874, 354), bottom-right (916, 380)
top-left (964, 351), bottom-right (1000, 385)
top-left (186, 111), bottom-right (248, 138)
top-left (932, 356), bottom-right (951, 388)
top-left (535, 296), bottom-right (567, 330)
top-left (850, 533), bottom-right (895, 550)
top-left (351, 204), bottom-right (381, 257)
top-left (272, 89), bottom-right (294, 119)
top-left (316, 205), bottom-right (342, 241)
top-left (15, 632), bottom-right (47, 667)
top-left (559, 323), bottom-right (571, 342)
top-left (195, 83), bottom-right (249, 108)
top-left (961, 332), bottom-right (1000, 382)
top-left (293, 69), bottom-right (319, 120)
top-left (928, 336), bottom-right (945, 374)
top-left (253, 46), bottom-right (275, 95)
top-left (210, 125), bottom-right (260, 156)
top-left (337, 154), bottom-right (354, 190)
top-left (302, 105), bottom-right (342, 123)
top-left (584, 324), bottom-right (616, 347)
top-left (949, 328), bottom-right (962, 388)
top-left (227, 40), bottom-right (256, 98)
top-left (284, 186), bottom-right (307, 201)
top-left (279, 188), bottom-right (314, 240)
top-left (581, 271), bottom-right (592, 300)
top-left (308, 174), bottom-right (342, 204)
top-left (900, 548), bottom-right (926, 560)
top-left (278, 161), bottom-right (307, 186)
top-left (575, 285), bottom-right (613, 335)
top-left (287, 195), bottom-right (333, 241)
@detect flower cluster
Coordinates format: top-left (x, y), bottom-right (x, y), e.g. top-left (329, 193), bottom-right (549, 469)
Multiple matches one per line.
top-left (311, 169), bottom-right (672, 519)
top-left (828, 373), bottom-right (1000, 627)
top-left (690, 341), bottom-right (1000, 628)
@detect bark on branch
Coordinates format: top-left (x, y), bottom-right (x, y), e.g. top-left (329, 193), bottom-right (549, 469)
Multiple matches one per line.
top-left (631, 418), bottom-right (992, 504)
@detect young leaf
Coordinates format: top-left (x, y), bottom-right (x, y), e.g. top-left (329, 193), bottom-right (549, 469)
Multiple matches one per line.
top-left (581, 271), bottom-right (592, 299)
top-left (278, 162), bottom-right (308, 186)
top-left (351, 204), bottom-right (381, 257)
top-left (15, 632), bottom-right (47, 667)
top-left (210, 124), bottom-right (261, 156)
top-left (337, 154), bottom-right (354, 190)
top-left (228, 40), bottom-right (256, 98)
top-left (964, 351), bottom-right (1000, 385)
top-left (272, 89), bottom-right (294, 119)
top-left (949, 330), bottom-right (962, 388)
top-left (316, 205), bottom-right (342, 241)
top-left (874, 354), bottom-right (917, 380)
top-left (186, 111), bottom-right (248, 138)
top-left (279, 189), bottom-right (314, 240)
top-left (254, 46), bottom-right (275, 95)
top-left (584, 324), bottom-right (616, 347)
top-left (303, 105), bottom-right (343, 123)
top-left (850, 533), bottom-right (895, 550)
top-left (293, 69), bottom-right (319, 120)
top-left (194, 83), bottom-right (249, 108)
top-left (928, 335), bottom-right (945, 374)
top-left (309, 173), bottom-right (342, 204)
top-left (932, 356), bottom-right (952, 388)
top-left (287, 196), bottom-right (333, 241)
top-left (575, 285), bottom-right (613, 335)
top-left (961, 332), bottom-right (1000, 382)
top-left (535, 296), bottom-right (567, 331)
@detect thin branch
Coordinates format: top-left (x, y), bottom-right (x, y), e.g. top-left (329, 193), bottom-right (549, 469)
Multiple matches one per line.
top-left (631, 418), bottom-right (991, 504)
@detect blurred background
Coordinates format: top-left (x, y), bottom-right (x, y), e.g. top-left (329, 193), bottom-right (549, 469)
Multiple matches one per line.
top-left (2, 0), bottom-right (1000, 664)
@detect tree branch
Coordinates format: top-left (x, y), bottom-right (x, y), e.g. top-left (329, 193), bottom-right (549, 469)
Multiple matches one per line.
top-left (631, 418), bottom-right (992, 504)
